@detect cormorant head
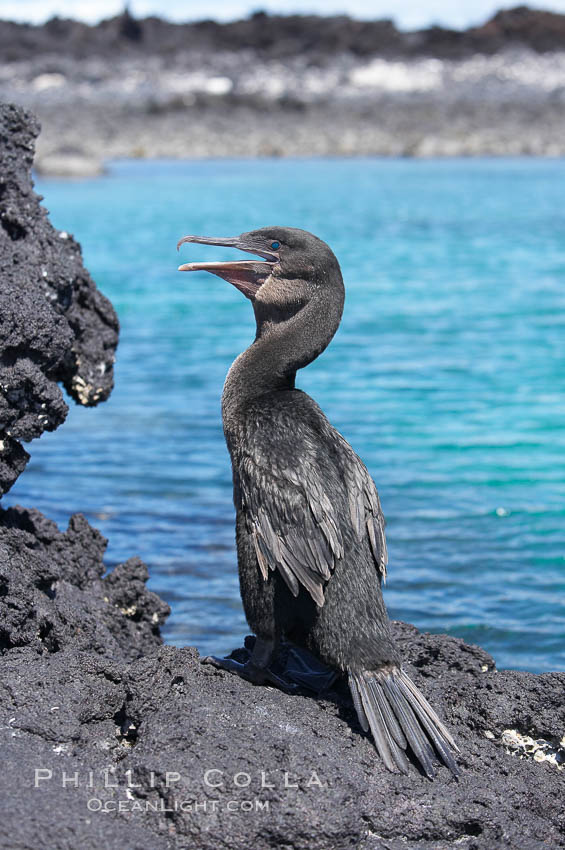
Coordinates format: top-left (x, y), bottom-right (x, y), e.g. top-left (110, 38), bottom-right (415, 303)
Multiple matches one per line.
top-left (177, 226), bottom-right (344, 327)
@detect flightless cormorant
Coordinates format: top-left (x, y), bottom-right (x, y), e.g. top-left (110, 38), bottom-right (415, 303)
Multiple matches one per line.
top-left (177, 226), bottom-right (458, 778)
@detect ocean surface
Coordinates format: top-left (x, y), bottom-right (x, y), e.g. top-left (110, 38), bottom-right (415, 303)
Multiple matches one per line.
top-left (5, 158), bottom-right (565, 673)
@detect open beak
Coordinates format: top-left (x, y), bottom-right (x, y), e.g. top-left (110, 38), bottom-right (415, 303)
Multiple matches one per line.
top-left (177, 234), bottom-right (278, 300)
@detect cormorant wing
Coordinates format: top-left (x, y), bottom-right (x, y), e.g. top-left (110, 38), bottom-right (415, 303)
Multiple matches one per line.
top-left (337, 432), bottom-right (388, 582)
top-left (235, 400), bottom-right (387, 606)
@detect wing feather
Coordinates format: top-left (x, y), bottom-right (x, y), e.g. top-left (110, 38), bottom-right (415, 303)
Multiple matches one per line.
top-left (338, 435), bottom-right (388, 581)
top-left (252, 530), bottom-right (270, 581)
top-left (235, 398), bottom-right (388, 605)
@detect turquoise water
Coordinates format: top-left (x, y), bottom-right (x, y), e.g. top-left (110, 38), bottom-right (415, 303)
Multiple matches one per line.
top-left (5, 158), bottom-right (565, 672)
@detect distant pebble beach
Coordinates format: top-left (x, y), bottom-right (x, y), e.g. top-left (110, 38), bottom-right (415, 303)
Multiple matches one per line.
top-left (2, 7), bottom-right (565, 172)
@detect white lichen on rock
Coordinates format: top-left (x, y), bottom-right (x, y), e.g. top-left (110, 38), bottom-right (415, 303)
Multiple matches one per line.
top-left (501, 729), bottom-right (565, 770)
top-left (71, 373), bottom-right (105, 404)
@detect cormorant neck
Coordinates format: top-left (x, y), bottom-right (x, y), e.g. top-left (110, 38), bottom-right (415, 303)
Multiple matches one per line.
top-left (222, 293), bottom-right (343, 435)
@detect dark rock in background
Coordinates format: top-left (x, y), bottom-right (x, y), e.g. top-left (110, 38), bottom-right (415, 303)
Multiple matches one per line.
top-left (472, 5), bottom-right (565, 53)
top-left (2, 6), bottom-right (565, 61)
top-left (0, 102), bottom-right (119, 494)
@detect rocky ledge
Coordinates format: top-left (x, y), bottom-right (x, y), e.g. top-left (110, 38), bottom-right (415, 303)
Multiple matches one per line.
top-left (1, 513), bottom-right (563, 850)
top-left (0, 104), bottom-right (563, 849)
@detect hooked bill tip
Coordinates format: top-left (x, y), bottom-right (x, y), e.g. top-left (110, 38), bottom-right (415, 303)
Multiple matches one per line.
top-left (177, 234), bottom-right (198, 252)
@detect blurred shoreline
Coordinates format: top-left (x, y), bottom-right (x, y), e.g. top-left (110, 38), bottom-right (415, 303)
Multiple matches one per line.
top-left (2, 6), bottom-right (565, 173)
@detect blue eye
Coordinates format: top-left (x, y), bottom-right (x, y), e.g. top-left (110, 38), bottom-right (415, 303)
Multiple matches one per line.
top-left (271, 241), bottom-right (280, 250)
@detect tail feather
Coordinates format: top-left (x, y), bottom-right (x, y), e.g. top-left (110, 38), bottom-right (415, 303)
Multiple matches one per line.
top-left (370, 679), bottom-right (407, 749)
top-left (359, 675), bottom-right (411, 774)
top-left (381, 674), bottom-right (438, 778)
top-left (349, 674), bottom-right (369, 733)
top-left (349, 667), bottom-right (459, 779)
top-left (394, 673), bottom-right (460, 777)
top-left (397, 671), bottom-right (459, 752)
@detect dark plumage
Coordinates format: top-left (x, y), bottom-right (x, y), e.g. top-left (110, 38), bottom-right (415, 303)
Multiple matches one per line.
top-left (177, 226), bottom-right (458, 778)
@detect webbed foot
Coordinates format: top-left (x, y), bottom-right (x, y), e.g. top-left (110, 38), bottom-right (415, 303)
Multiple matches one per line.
top-left (201, 654), bottom-right (300, 693)
top-left (284, 645), bottom-right (339, 693)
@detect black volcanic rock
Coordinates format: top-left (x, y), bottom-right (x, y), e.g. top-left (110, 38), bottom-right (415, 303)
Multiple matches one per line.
top-left (0, 506), bottom-right (169, 658)
top-left (0, 103), bottom-right (119, 494)
top-left (118, 7), bottom-right (143, 43)
top-left (1, 613), bottom-right (563, 849)
top-left (2, 486), bottom-right (564, 850)
top-left (2, 6), bottom-right (565, 62)
top-left (471, 5), bottom-right (565, 52)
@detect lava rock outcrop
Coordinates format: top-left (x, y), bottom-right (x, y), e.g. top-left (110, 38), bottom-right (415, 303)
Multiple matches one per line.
top-left (0, 102), bottom-right (119, 494)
